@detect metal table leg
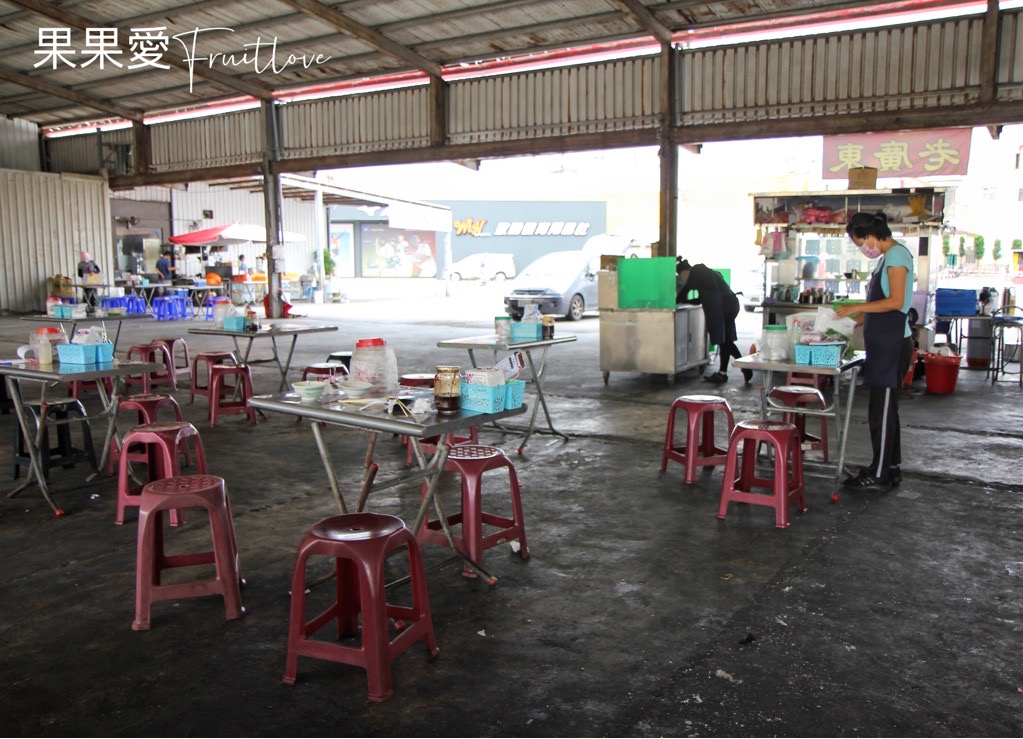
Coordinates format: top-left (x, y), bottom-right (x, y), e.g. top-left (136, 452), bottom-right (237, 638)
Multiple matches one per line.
top-left (5, 377), bottom-right (62, 515)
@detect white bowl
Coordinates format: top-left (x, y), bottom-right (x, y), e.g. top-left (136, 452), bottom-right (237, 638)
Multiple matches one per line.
top-left (292, 380), bottom-right (327, 402)
top-left (338, 379), bottom-right (373, 399)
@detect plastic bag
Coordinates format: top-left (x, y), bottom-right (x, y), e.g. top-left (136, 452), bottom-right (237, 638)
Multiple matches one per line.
top-left (813, 307), bottom-right (857, 341)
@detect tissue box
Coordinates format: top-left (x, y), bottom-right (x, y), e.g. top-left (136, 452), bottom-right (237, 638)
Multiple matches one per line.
top-left (223, 316), bottom-right (246, 331)
top-left (504, 380), bottom-right (525, 410)
top-left (461, 383), bottom-right (506, 413)
top-left (57, 343), bottom-right (98, 364)
top-left (465, 368), bottom-right (505, 387)
top-left (510, 322), bottom-right (542, 342)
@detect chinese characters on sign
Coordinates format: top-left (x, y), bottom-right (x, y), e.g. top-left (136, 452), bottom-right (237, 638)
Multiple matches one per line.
top-left (35, 27), bottom-right (170, 70)
top-left (33, 27), bottom-right (332, 91)
top-left (822, 129), bottom-right (971, 179)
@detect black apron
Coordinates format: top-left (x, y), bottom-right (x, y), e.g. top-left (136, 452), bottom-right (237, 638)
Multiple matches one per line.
top-left (862, 260), bottom-right (909, 388)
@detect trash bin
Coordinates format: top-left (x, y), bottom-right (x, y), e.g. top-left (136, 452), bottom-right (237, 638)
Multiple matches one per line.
top-left (923, 353), bottom-right (961, 394)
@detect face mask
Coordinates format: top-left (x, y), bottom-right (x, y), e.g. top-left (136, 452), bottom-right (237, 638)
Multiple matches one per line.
top-left (858, 239), bottom-right (882, 260)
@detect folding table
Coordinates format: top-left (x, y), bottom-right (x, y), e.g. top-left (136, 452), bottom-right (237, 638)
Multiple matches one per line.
top-left (436, 334), bottom-right (576, 453)
top-left (0, 359), bottom-right (162, 515)
top-left (188, 322), bottom-right (338, 391)
top-left (23, 313), bottom-right (154, 352)
top-left (733, 351), bottom-right (865, 496)
top-left (248, 392), bottom-right (527, 583)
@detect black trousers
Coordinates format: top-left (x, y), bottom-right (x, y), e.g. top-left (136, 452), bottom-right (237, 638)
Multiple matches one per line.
top-left (865, 337), bottom-right (914, 478)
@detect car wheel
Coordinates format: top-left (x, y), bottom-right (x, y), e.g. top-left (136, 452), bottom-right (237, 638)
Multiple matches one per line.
top-left (493, 272), bottom-right (507, 282)
top-left (566, 294), bottom-right (585, 321)
top-left (449, 272), bottom-right (462, 282)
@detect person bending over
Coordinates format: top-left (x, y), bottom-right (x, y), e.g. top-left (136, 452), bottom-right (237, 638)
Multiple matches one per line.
top-left (676, 258), bottom-right (750, 384)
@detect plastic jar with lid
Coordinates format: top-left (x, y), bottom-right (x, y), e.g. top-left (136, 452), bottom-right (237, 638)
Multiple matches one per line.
top-left (761, 325), bottom-right (790, 361)
top-left (495, 316), bottom-right (512, 343)
top-left (351, 337), bottom-right (398, 389)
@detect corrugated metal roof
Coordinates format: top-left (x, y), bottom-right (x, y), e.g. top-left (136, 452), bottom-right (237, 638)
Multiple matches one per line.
top-left (0, 0), bottom-right (970, 128)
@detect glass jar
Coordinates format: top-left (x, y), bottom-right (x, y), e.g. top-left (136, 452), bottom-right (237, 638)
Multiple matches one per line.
top-left (541, 315), bottom-right (555, 340)
top-left (433, 365), bottom-right (462, 414)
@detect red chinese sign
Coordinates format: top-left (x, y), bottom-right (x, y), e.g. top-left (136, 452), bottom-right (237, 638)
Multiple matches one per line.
top-left (822, 129), bottom-right (971, 178)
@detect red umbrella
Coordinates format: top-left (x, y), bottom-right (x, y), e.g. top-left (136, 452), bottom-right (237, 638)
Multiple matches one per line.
top-left (169, 222), bottom-right (306, 246)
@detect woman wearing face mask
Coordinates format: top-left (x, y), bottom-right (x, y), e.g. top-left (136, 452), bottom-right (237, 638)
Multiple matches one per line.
top-left (834, 212), bottom-right (915, 492)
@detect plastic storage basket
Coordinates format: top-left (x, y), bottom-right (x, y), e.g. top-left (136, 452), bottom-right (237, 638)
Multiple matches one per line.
top-left (461, 383), bottom-right (506, 413)
top-left (810, 342), bottom-right (844, 366)
top-left (504, 379), bottom-right (525, 410)
top-left (223, 316), bottom-right (246, 331)
top-left (794, 343), bottom-right (813, 365)
top-left (96, 342), bottom-right (114, 362)
top-left (57, 343), bottom-right (98, 364)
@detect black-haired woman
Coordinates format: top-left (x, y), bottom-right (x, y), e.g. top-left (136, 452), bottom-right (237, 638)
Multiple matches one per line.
top-left (835, 212), bottom-right (915, 492)
top-left (676, 258), bottom-right (748, 384)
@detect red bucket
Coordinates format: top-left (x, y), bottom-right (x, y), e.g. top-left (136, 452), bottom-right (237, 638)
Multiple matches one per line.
top-left (903, 348), bottom-right (919, 388)
top-left (923, 353), bottom-right (961, 394)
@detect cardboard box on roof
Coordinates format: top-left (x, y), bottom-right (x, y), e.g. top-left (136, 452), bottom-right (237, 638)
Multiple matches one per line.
top-left (848, 167), bottom-right (878, 189)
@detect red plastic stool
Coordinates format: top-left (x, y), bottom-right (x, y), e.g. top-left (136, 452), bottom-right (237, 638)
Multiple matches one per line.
top-left (283, 513), bottom-right (438, 701)
top-left (190, 351), bottom-right (237, 404)
top-left (418, 444), bottom-right (529, 576)
top-left (717, 420), bottom-right (807, 529)
top-left (108, 393), bottom-right (191, 475)
top-left (125, 343), bottom-right (177, 393)
top-left (301, 362), bottom-right (347, 381)
top-left (132, 474), bottom-right (243, 631)
top-left (68, 377), bottom-right (114, 399)
top-left (660, 394), bottom-right (736, 483)
top-left (209, 364), bottom-right (256, 427)
top-left (404, 427), bottom-right (478, 467)
top-left (116, 421), bottom-right (208, 526)
top-left (154, 338), bottom-right (191, 381)
top-left (768, 385), bottom-right (829, 461)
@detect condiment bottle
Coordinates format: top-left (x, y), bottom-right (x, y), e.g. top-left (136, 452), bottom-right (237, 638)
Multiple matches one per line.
top-left (244, 302), bottom-right (259, 332)
top-left (542, 315), bottom-right (555, 340)
top-left (433, 366), bottom-right (461, 414)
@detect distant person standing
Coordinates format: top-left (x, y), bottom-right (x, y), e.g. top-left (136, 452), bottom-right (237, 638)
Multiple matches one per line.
top-left (77, 250), bottom-right (101, 306)
top-left (155, 248), bottom-right (175, 295)
top-left (238, 254), bottom-right (247, 275)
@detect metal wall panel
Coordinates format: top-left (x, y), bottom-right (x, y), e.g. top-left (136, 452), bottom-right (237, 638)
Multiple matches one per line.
top-left (150, 110), bottom-right (263, 172)
top-left (0, 117), bottom-right (40, 171)
top-left (677, 13), bottom-right (1017, 126)
top-left (0, 169), bottom-right (110, 314)
top-left (280, 88), bottom-right (431, 159)
top-left (46, 129), bottom-right (133, 174)
top-left (449, 56), bottom-right (661, 144)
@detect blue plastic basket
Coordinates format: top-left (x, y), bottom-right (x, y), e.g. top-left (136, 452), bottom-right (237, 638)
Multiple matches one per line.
top-left (461, 383), bottom-right (505, 413)
top-left (504, 379), bottom-right (525, 409)
top-left (810, 342), bottom-right (844, 366)
top-left (57, 343), bottom-right (98, 364)
top-left (794, 343), bottom-right (813, 365)
top-left (96, 342), bottom-right (114, 362)
top-left (223, 316), bottom-right (246, 331)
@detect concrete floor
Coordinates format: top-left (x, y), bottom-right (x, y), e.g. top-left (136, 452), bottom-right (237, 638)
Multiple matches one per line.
top-left (0, 299), bottom-right (1020, 737)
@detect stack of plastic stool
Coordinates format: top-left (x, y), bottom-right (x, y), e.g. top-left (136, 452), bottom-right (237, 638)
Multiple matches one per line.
top-left (108, 393), bottom-right (191, 475)
top-left (283, 513), bottom-right (438, 700)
